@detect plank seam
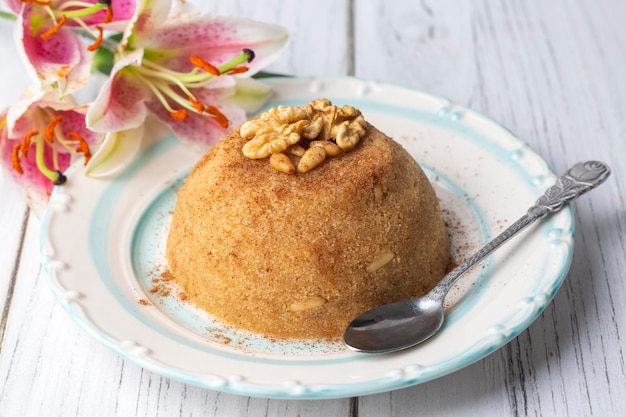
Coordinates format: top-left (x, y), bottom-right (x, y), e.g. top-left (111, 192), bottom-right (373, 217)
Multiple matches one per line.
top-left (346, 0), bottom-right (355, 76)
top-left (0, 206), bottom-right (30, 357)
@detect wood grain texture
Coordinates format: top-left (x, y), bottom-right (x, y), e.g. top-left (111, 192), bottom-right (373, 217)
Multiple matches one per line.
top-left (0, 11), bottom-right (32, 371)
top-left (355, 0), bottom-right (626, 416)
top-left (1, 0), bottom-right (625, 416)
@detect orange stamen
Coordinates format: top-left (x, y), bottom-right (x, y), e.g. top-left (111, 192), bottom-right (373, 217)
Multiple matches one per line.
top-left (41, 14), bottom-right (67, 40)
top-left (20, 130), bottom-right (39, 158)
top-left (68, 132), bottom-right (92, 165)
top-left (20, 0), bottom-right (52, 5)
top-left (189, 96), bottom-right (205, 113)
top-left (44, 115), bottom-right (63, 144)
top-left (104, 6), bottom-right (113, 24)
top-left (170, 109), bottom-right (188, 121)
top-left (11, 143), bottom-right (24, 175)
top-left (189, 55), bottom-right (220, 76)
top-left (226, 66), bottom-right (249, 75)
top-left (87, 25), bottom-right (104, 52)
top-left (206, 105), bottom-right (229, 128)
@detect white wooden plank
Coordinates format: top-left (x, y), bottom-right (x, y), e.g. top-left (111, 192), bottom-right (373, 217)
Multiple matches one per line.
top-left (0, 6), bottom-right (32, 358)
top-left (0, 216), bottom-right (351, 417)
top-left (0, 178), bottom-right (29, 328)
top-left (202, 0), bottom-right (353, 77)
top-left (355, 0), bottom-right (626, 416)
top-left (2, 0), bottom-right (626, 416)
top-left (1, 1), bottom-right (354, 416)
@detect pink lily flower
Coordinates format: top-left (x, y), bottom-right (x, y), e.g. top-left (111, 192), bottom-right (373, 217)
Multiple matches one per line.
top-left (0, 89), bottom-right (103, 215)
top-left (86, 0), bottom-right (289, 154)
top-left (7, 0), bottom-right (136, 93)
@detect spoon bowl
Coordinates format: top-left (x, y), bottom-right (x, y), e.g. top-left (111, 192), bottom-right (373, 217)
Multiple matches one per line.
top-left (343, 161), bottom-right (610, 354)
top-left (343, 297), bottom-right (443, 353)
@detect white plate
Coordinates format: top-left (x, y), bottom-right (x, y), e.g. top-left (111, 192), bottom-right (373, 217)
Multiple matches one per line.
top-left (40, 77), bottom-right (574, 399)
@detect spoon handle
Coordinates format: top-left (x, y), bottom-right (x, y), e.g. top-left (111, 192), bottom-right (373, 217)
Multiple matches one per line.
top-left (428, 161), bottom-right (611, 301)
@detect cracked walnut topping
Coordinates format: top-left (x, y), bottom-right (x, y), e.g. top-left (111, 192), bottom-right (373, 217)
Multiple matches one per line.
top-left (239, 99), bottom-right (367, 173)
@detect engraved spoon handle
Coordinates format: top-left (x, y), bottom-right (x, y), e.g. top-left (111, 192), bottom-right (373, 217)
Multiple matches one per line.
top-left (427, 161), bottom-right (611, 302)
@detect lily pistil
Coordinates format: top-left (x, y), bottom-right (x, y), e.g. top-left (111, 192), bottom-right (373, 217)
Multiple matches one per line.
top-left (11, 110), bottom-right (92, 185)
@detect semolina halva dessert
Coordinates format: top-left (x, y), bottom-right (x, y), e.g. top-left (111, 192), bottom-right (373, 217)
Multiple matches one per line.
top-left (166, 99), bottom-right (450, 339)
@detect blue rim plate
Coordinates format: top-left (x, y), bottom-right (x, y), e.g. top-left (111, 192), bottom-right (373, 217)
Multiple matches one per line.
top-left (40, 77), bottom-right (574, 399)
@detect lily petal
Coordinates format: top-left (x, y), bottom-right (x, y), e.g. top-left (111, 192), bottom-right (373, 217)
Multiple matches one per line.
top-left (15, 5), bottom-right (91, 93)
top-left (5, 0), bottom-right (23, 14)
top-left (145, 86), bottom-right (246, 149)
top-left (87, 2), bottom-right (288, 153)
top-left (137, 14), bottom-right (289, 76)
top-left (86, 124), bottom-right (145, 177)
top-left (1, 109), bottom-right (71, 216)
top-left (125, 0), bottom-right (174, 45)
top-left (80, 0), bottom-right (137, 27)
top-left (87, 50), bottom-right (150, 133)
top-left (6, 89), bottom-right (100, 152)
top-left (7, 89), bottom-right (78, 137)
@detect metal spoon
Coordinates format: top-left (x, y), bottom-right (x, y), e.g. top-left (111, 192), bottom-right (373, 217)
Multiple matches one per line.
top-left (343, 161), bottom-right (610, 354)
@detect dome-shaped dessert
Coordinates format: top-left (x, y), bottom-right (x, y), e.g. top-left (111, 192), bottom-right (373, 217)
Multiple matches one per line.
top-left (166, 100), bottom-right (450, 339)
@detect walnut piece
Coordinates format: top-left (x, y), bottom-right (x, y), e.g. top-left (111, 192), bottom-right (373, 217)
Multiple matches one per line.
top-left (239, 99), bottom-right (367, 173)
top-left (241, 105), bottom-right (309, 159)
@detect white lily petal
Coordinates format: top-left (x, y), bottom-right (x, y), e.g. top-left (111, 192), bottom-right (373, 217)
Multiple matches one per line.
top-left (85, 125), bottom-right (145, 178)
top-left (86, 49), bottom-right (148, 133)
top-left (169, 0), bottom-right (201, 19)
top-left (13, 11), bottom-right (40, 90)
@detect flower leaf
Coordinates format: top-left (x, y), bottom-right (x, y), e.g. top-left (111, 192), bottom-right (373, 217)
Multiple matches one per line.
top-left (252, 71), bottom-right (291, 79)
top-left (93, 33), bottom-right (124, 76)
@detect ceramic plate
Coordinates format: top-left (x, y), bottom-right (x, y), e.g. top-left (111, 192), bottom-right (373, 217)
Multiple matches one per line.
top-left (40, 77), bottom-right (574, 399)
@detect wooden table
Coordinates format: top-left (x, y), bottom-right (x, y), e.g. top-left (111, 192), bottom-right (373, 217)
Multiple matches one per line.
top-left (1, 1), bottom-right (625, 415)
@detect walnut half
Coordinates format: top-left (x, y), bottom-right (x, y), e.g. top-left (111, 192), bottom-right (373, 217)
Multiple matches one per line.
top-left (239, 99), bottom-right (367, 174)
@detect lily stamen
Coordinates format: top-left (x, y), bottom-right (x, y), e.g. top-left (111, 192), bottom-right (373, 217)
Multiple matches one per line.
top-left (225, 66), bottom-right (249, 75)
top-left (206, 105), bottom-right (229, 128)
top-left (104, 5), bottom-right (113, 23)
top-left (68, 131), bottom-right (92, 164)
top-left (87, 25), bottom-right (104, 51)
top-left (190, 55), bottom-right (221, 76)
top-left (11, 112), bottom-right (62, 180)
top-left (20, 0), bottom-right (52, 5)
top-left (41, 14), bottom-right (67, 40)
top-left (21, 130), bottom-right (40, 157)
top-left (12, 144), bottom-right (24, 175)
top-left (170, 109), bottom-right (188, 121)
top-left (34, 0), bottom-right (113, 46)
top-left (131, 49), bottom-right (257, 126)
top-left (135, 73), bottom-right (190, 120)
top-left (10, 107), bottom-right (96, 183)
top-left (189, 96), bottom-right (205, 113)
top-left (44, 115), bottom-right (63, 143)
top-left (183, 49), bottom-right (257, 89)
top-left (135, 64), bottom-right (198, 101)
top-left (141, 60), bottom-right (214, 86)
